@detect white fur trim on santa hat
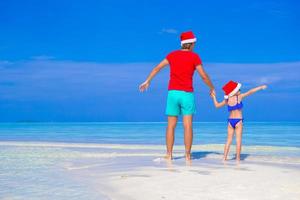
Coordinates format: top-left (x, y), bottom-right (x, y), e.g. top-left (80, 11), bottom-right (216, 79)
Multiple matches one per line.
top-left (224, 83), bottom-right (242, 99)
top-left (181, 38), bottom-right (197, 45)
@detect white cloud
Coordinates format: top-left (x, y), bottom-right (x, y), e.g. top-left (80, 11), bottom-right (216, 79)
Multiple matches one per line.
top-left (203, 62), bottom-right (300, 90)
top-left (0, 58), bottom-right (299, 101)
top-left (256, 76), bottom-right (282, 84)
top-left (0, 58), bottom-right (157, 100)
top-left (31, 55), bottom-right (55, 60)
top-left (161, 28), bottom-right (178, 34)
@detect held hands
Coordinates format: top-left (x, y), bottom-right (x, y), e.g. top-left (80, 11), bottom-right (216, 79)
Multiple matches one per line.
top-left (139, 80), bottom-right (150, 92)
top-left (210, 89), bottom-right (216, 98)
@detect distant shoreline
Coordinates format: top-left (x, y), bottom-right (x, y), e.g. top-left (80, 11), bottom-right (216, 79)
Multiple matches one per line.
top-left (5, 121), bottom-right (300, 123)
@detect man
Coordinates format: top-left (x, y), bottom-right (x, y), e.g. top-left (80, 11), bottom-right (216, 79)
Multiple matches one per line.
top-left (139, 31), bottom-right (215, 161)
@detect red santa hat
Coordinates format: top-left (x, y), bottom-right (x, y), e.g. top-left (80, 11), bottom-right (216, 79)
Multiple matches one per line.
top-left (180, 31), bottom-right (197, 46)
top-left (222, 80), bottom-right (242, 99)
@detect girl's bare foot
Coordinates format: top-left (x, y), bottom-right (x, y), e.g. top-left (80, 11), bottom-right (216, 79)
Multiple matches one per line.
top-left (185, 153), bottom-right (191, 161)
top-left (185, 159), bottom-right (192, 166)
top-left (236, 154), bottom-right (240, 162)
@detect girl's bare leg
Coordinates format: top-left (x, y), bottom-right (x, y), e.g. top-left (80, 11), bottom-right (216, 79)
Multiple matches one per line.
top-left (235, 122), bottom-right (243, 161)
top-left (223, 124), bottom-right (234, 161)
top-left (183, 115), bottom-right (193, 161)
top-left (165, 116), bottom-right (178, 160)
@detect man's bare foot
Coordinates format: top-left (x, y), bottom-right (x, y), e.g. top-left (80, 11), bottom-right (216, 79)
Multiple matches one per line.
top-left (164, 154), bottom-right (172, 160)
top-left (222, 157), bottom-right (227, 162)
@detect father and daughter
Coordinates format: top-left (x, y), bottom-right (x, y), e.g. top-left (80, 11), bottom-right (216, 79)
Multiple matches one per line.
top-left (139, 31), bottom-right (267, 161)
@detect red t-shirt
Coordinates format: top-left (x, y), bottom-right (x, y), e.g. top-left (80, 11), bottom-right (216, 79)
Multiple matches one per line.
top-left (166, 50), bottom-right (202, 92)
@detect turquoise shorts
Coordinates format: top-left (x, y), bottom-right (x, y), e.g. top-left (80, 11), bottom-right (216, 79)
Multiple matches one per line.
top-left (166, 90), bottom-right (196, 116)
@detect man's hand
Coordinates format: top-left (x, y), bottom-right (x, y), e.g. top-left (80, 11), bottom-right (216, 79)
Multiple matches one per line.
top-left (210, 89), bottom-right (216, 97)
top-left (139, 81), bottom-right (150, 92)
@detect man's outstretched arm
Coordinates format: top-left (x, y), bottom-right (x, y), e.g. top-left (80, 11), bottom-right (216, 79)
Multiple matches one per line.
top-left (139, 59), bottom-right (169, 92)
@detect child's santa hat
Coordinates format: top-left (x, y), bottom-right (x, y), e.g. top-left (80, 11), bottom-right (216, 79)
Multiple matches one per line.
top-left (222, 80), bottom-right (242, 99)
top-left (180, 31), bottom-right (197, 46)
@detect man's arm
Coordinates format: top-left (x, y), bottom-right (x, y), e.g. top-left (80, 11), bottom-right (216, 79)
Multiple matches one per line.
top-left (139, 59), bottom-right (169, 92)
top-left (196, 64), bottom-right (215, 95)
top-left (240, 85), bottom-right (267, 99)
top-left (211, 94), bottom-right (226, 108)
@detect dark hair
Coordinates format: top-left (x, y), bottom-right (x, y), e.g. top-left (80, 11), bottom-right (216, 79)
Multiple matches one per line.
top-left (181, 43), bottom-right (193, 50)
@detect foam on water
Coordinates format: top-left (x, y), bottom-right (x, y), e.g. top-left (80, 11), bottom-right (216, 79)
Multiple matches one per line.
top-left (1, 141), bottom-right (299, 151)
top-left (1, 141), bottom-right (300, 164)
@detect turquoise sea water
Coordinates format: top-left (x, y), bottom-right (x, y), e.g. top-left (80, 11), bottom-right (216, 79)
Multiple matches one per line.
top-left (0, 122), bottom-right (299, 147)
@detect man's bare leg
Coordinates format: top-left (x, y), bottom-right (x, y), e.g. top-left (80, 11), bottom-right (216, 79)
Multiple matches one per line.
top-left (165, 116), bottom-right (177, 160)
top-left (183, 115), bottom-right (193, 161)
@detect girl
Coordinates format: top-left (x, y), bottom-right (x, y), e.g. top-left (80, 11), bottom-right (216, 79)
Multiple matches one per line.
top-left (211, 80), bottom-right (267, 161)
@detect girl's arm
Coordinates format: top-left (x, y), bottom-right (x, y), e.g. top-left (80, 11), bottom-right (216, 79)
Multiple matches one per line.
top-left (211, 94), bottom-right (226, 108)
top-left (240, 85), bottom-right (267, 98)
top-left (139, 59), bottom-right (169, 92)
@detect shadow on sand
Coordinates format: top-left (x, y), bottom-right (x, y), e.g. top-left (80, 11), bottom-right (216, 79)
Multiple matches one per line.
top-left (172, 151), bottom-right (221, 160)
top-left (173, 152), bottom-right (250, 161)
top-left (191, 151), bottom-right (222, 160)
top-left (230, 153), bottom-right (250, 161)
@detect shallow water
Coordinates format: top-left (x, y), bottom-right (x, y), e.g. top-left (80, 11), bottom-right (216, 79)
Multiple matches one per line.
top-left (0, 122), bottom-right (299, 147)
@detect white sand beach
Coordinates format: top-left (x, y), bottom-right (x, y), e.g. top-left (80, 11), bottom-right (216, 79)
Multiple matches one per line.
top-left (1, 142), bottom-right (299, 200)
top-left (99, 162), bottom-right (300, 200)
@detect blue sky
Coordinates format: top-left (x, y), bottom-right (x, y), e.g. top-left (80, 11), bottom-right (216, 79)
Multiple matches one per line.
top-left (0, 0), bottom-right (299, 122)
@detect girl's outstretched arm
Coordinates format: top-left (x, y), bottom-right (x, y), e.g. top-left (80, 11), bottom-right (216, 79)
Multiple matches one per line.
top-left (139, 59), bottom-right (169, 92)
top-left (211, 94), bottom-right (226, 108)
top-left (240, 85), bottom-right (267, 98)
